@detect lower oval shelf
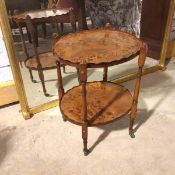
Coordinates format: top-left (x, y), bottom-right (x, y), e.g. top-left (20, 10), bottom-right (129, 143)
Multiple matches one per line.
top-left (60, 82), bottom-right (133, 126)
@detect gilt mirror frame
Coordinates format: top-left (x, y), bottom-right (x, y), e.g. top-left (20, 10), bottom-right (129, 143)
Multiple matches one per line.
top-left (0, 0), bottom-right (175, 119)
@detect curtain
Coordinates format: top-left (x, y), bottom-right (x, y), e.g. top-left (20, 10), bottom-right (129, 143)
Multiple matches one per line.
top-left (86, 0), bottom-right (142, 36)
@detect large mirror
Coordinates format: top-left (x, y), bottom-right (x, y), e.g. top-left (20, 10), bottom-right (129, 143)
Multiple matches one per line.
top-left (0, 0), bottom-right (174, 119)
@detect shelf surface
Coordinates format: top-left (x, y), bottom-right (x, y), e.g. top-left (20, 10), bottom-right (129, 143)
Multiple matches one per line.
top-left (25, 52), bottom-right (56, 70)
top-left (60, 82), bottom-right (133, 126)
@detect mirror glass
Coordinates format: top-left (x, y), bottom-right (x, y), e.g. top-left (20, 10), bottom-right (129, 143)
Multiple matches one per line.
top-left (4, 0), bottom-right (159, 108)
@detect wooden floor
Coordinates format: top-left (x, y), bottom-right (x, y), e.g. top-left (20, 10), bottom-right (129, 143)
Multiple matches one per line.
top-left (0, 81), bottom-right (18, 106)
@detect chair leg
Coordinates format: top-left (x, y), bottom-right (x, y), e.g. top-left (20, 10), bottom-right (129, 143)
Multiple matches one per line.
top-left (38, 70), bottom-right (49, 96)
top-left (82, 123), bottom-right (89, 156)
top-left (26, 27), bottom-right (32, 43)
top-left (56, 23), bottom-right (60, 35)
top-left (34, 25), bottom-right (39, 47)
top-left (60, 23), bottom-right (64, 33)
top-left (71, 22), bottom-right (76, 33)
top-left (42, 23), bottom-right (47, 39)
top-left (29, 69), bottom-right (37, 83)
top-left (62, 65), bottom-right (66, 73)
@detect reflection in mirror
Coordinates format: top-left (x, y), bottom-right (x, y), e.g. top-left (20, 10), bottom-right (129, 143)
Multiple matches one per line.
top-left (5, 0), bottom-right (160, 109)
top-left (5, 0), bottom-right (79, 108)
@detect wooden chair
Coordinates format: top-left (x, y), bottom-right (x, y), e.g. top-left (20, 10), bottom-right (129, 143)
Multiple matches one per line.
top-left (21, 15), bottom-right (65, 96)
top-left (49, 0), bottom-right (78, 32)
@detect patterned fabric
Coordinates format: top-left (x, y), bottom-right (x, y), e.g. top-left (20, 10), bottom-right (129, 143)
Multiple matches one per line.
top-left (85, 0), bottom-right (142, 36)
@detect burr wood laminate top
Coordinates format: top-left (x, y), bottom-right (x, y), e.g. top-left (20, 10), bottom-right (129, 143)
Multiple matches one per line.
top-left (60, 82), bottom-right (132, 126)
top-left (54, 29), bottom-right (143, 65)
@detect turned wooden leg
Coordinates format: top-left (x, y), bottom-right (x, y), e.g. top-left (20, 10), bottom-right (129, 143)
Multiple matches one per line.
top-left (76, 68), bottom-right (81, 84)
top-left (103, 66), bottom-right (108, 81)
top-left (38, 69), bottom-right (48, 96)
top-left (42, 23), bottom-right (47, 39)
top-left (17, 23), bottom-right (29, 61)
top-left (29, 69), bottom-right (37, 83)
top-left (129, 96), bottom-right (138, 138)
top-left (129, 43), bottom-right (147, 138)
top-left (79, 63), bottom-right (88, 155)
top-left (60, 23), bottom-right (64, 33)
top-left (26, 26), bottom-right (32, 43)
top-left (56, 23), bottom-right (60, 35)
top-left (56, 61), bottom-right (66, 121)
top-left (62, 65), bottom-right (66, 74)
top-left (51, 21), bottom-right (59, 35)
top-left (34, 25), bottom-right (39, 47)
top-left (71, 22), bottom-right (76, 33)
top-left (82, 123), bottom-right (89, 156)
top-left (129, 118), bottom-right (135, 138)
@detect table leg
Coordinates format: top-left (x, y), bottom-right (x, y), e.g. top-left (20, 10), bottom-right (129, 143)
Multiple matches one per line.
top-left (56, 60), bottom-right (66, 121)
top-left (60, 23), bottom-right (64, 33)
top-left (82, 123), bottom-right (89, 156)
top-left (103, 66), bottom-right (108, 82)
top-left (34, 24), bottom-right (38, 47)
top-left (17, 22), bottom-right (29, 67)
top-left (29, 69), bottom-right (37, 83)
top-left (26, 26), bottom-right (32, 43)
top-left (129, 43), bottom-right (147, 138)
top-left (76, 68), bottom-right (81, 84)
top-left (79, 63), bottom-right (89, 155)
top-left (51, 21), bottom-right (59, 35)
top-left (38, 68), bottom-right (48, 96)
top-left (42, 23), bottom-right (47, 39)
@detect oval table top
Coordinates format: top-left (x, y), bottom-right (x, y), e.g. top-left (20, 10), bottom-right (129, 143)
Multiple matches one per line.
top-left (54, 29), bottom-right (143, 66)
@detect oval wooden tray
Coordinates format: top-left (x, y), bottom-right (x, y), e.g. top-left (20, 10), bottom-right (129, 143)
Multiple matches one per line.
top-left (55, 29), bottom-right (142, 65)
top-left (60, 82), bottom-right (133, 126)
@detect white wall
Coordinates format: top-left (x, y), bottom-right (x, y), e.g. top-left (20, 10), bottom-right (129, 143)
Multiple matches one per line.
top-left (0, 27), bottom-right (13, 83)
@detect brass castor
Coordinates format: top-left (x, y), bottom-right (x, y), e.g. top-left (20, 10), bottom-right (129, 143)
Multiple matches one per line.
top-left (44, 93), bottom-right (50, 97)
top-left (83, 149), bottom-right (89, 156)
top-left (63, 118), bottom-right (67, 122)
top-left (62, 115), bottom-right (67, 122)
top-left (32, 79), bottom-right (37, 83)
top-left (129, 129), bottom-right (135, 138)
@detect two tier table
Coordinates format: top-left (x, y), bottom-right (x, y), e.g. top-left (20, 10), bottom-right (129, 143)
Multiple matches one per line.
top-left (54, 28), bottom-right (147, 156)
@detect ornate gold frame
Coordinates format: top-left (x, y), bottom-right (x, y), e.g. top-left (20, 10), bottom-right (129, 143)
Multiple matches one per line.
top-left (0, 0), bottom-right (174, 119)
